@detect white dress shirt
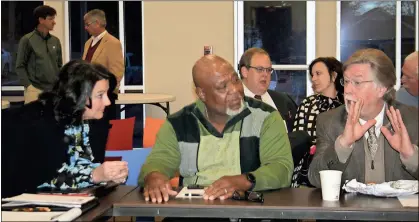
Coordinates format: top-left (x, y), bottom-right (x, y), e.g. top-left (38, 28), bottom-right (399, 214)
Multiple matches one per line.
top-left (243, 83), bottom-right (277, 110)
top-left (359, 103), bottom-right (386, 139)
top-left (91, 30), bottom-right (107, 47)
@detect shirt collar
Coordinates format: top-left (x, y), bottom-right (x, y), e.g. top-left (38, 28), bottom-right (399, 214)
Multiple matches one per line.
top-left (34, 28), bottom-right (51, 40)
top-left (243, 83), bottom-right (269, 99)
top-left (359, 103), bottom-right (386, 138)
top-left (92, 30), bottom-right (107, 42)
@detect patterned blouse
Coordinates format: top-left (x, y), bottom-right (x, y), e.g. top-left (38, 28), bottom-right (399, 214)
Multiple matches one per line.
top-left (38, 123), bottom-right (100, 190)
top-left (291, 94), bottom-right (343, 188)
top-left (292, 94), bottom-right (343, 144)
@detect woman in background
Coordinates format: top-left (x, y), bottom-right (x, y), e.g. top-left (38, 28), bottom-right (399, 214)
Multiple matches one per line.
top-left (291, 57), bottom-right (344, 187)
top-left (2, 60), bottom-right (128, 197)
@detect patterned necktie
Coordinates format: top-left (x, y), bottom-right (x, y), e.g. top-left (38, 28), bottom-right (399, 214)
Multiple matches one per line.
top-left (367, 126), bottom-right (378, 170)
top-left (254, 95), bottom-right (262, 100)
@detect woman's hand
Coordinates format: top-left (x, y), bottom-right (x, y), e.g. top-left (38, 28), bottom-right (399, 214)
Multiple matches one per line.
top-left (91, 161), bottom-right (128, 183)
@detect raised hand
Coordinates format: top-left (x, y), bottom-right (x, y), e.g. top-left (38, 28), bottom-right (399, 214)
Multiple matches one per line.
top-left (92, 161), bottom-right (128, 183)
top-left (143, 171), bottom-right (178, 203)
top-left (340, 99), bottom-right (376, 147)
top-left (381, 106), bottom-right (414, 159)
top-left (204, 175), bottom-right (251, 200)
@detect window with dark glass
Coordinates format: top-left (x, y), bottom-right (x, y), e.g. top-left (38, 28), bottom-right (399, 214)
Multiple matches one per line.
top-left (341, 1), bottom-right (396, 64)
top-left (124, 1), bottom-right (143, 86)
top-left (123, 1), bottom-right (144, 147)
top-left (401, 1), bottom-right (416, 65)
top-left (243, 1), bottom-right (307, 65)
top-left (270, 70), bottom-right (307, 105)
top-left (1, 1), bottom-right (43, 86)
top-left (244, 1), bottom-right (308, 105)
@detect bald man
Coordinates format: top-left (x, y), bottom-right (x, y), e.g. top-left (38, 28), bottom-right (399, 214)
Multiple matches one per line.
top-left (138, 55), bottom-right (293, 205)
top-left (397, 51), bottom-right (418, 107)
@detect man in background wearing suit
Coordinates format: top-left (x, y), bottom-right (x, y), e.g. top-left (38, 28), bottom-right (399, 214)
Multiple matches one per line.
top-left (238, 48), bottom-right (296, 132)
top-left (309, 48), bottom-right (418, 188)
top-left (83, 9), bottom-right (124, 120)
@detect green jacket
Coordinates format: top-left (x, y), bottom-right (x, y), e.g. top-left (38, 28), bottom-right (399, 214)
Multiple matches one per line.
top-left (139, 97), bottom-right (293, 191)
top-left (15, 29), bottom-right (63, 90)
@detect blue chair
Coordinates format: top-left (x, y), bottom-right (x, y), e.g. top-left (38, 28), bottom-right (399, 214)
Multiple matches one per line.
top-left (105, 148), bottom-right (152, 186)
top-left (106, 148), bottom-right (155, 222)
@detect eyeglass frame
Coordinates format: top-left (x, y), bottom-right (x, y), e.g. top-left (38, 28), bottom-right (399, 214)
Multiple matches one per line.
top-left (232, 190), bottom-right (264, 203)
top-left (84, 20), bottom-right (97, 27)
top-left (247, 65), bottom-right (274, 74)
top-left (340, 78), bottom-right (374, 88)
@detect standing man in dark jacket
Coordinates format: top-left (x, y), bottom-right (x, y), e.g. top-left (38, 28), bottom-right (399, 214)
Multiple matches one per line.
top-left (16, 5), bottom-right (63, 104)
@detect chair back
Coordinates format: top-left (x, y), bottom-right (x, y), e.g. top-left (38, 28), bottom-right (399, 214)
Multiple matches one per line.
top-left (106, 117), bottom-right (136, 151)
top-left (105, 148), bottom-right (152, 186)
top-left (143, 117), bottom-right (165, 148)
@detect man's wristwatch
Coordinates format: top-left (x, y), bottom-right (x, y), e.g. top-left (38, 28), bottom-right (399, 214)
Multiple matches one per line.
top-left (245, 173), bottom-right (256, 191)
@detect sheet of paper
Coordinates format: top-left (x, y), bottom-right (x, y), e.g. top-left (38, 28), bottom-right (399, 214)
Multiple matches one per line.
top-left (1, 208), bottom-right (82, 221)
top-left (176, 187), bottom-right (205, 199)
top-left (2, 193), bottom-right (95, 206)
top-left (397, 194), bottom-right (419, 207)
top-left (2, 211), bottom-right (62, 221)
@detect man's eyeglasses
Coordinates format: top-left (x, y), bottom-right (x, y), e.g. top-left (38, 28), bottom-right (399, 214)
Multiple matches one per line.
top-left (232, 190), bottom-right (264, 203)
top-left (84, 20), bottom-right (96, 27)
top-left (248, 66), bottom-right (274, 74)
top-left (340, 78), bottom-right (374, 88)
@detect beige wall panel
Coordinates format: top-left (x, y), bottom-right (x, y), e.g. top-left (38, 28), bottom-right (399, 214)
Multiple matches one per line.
top-left (143, 1), bottom-right (234, 118)
top-left (316, 1), bottom-right (337, 59)
top-left (44, 1), bottom-right (65, 61)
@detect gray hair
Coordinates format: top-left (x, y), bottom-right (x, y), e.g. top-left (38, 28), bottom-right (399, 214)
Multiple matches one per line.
top-left (343, 48), bottom-right (396, 104)
top-left (85, 9), bottom-right (107, 28)
top-left (404, 51), bottom-right (418, 78)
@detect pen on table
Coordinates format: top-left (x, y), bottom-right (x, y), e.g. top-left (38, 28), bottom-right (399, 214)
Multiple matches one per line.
top-left (185, 193), bottom-right (202, 197)
top-left (50, 213), bottom-right (63, 221)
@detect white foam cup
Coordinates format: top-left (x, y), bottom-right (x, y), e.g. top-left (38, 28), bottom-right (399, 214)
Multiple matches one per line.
top-left (319, 170), bottom-right (343, 201)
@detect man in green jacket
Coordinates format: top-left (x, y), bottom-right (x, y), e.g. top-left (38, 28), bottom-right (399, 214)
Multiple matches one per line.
top-left (15, 5), bottom-right (63, 104)
top-left (139, 55), bottom-right (293, 204)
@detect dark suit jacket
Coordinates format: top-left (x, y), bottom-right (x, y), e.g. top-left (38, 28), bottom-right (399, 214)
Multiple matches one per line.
top-left (266, 90), bottom-right (310, 165)
top-left (267, 89), bottom-right (297, 133)
top-left (1, 101), bottom-right (110, 197)
top-left (309, 101), bottom-right (418, 188)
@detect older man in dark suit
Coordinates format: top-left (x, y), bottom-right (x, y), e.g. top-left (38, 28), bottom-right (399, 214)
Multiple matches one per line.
top-left (309, 48), bottom-right (418, 188)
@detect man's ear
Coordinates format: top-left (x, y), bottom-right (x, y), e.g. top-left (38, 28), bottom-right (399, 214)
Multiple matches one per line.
top-left (378, 85), bottom-right (388, 98)
top-left (196, 87), bottom-right (205, 101)
top-left (240, 66), bottom-right (249, 79)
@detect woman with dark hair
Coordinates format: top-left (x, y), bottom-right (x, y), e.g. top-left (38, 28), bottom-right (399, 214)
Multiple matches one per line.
top-left (291, 57), bottom-right (344, 188)
top-left (1, 60), bottom-right (128, 197)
